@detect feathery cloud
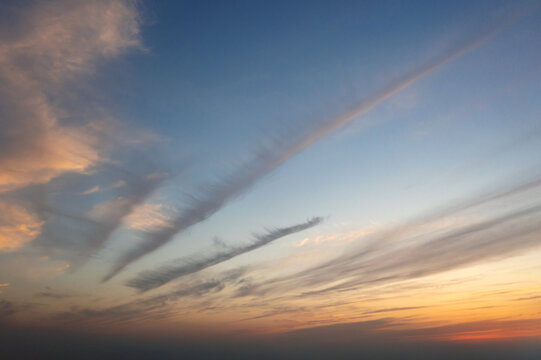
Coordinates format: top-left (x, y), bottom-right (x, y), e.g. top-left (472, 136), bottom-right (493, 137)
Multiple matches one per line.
top-left (235, 177), bottom-right (541, 298)
top-left (126, 217), bottom-right (323, 292)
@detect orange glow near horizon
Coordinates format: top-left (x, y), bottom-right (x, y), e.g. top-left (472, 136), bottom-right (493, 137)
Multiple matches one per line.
top-left (440, 328), bottom-right (541, 343)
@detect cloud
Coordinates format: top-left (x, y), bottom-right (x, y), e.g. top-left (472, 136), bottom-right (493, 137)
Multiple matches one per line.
top-left (0, 299), bottom-right (34, 319)
top-left (295, 223), bottom-right (381, 248)
top-left (126, 217), bottom-right (323, 291)
top-left (0, 300), bottom-right (21, 318)
top-left (35, 171), bottom-right (168, 265)
top-left (34, 286), bottom-right (75, 300)
top-left (0, 201), bottom-right (44, 252)
top-left (278, 317), bottom-right (541, 344)
top-left (235, 177), bottom-right (541, 298)
top-left (80, 185), bottom-right (101, 195)
top-left (241, 305), bottom-right (311, 321)
top-left (0, 283), bottom-right (9, 294)
top-left (54, 269), bottom-right (247, 328)
top-left (122, 203), bottom-right (174, 231)
top-left (0, 253), bottom-right (71, 282)
top-left (0, 0), bottom-right (142, 194)
top-left (103, 11), bottom-right (514, 280)
top-left (138, 268), bottom-right (247, 309)
top-left (54, 303), bottom-right (158, 327)
top-left (0, 0), bottom-right (147, 258)
top-left (83, 172), bottom-right (168, 245)
top-left (363, 306), bottom-right (426, 315)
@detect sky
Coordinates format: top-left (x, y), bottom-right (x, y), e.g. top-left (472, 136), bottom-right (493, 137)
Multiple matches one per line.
top-left (1, 0), bottom-right (541, 359)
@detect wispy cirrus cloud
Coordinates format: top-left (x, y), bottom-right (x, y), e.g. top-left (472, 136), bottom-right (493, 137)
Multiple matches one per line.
top-left (54, 269), bottom-right (247, 328)
top-left (34, 286), bottom-right (76, 300)
top-left (103, 9), bottom-right (517, 281)
top-left (232, 176), bottom-right (541, 298)
top-left (126, 217), bottom-right (323, 292)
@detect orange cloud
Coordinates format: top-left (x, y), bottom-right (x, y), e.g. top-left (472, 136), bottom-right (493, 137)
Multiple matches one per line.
top-left (123, 203), bottom-right (174, 231)
top-left (0, 0), bottom-right (142, 193)
top-left (0, 283), bottom-right (8, 294)
top-left (0, 202), bottom-right (43, 252)
top-left (419, 319), bottom-right (541, 343)
top-left (87, 198), bottom-right (173, 232)
top-left (88, 197), bottom-right (134, 223)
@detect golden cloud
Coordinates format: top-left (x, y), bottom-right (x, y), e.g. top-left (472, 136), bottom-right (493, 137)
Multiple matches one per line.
top-left (0, 202), bottom-right (44, 252)
top-left (0, 0), bottom-right (142, 193)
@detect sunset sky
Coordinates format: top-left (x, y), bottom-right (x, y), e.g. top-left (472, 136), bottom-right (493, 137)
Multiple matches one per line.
top-left (1, 0), bottom-right (540, 359)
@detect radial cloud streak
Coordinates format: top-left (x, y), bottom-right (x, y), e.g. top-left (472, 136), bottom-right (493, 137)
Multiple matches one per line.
top-left (103, 15), bottom-right (512, 281)
top-left (126, 217), bottom-right (323, 292)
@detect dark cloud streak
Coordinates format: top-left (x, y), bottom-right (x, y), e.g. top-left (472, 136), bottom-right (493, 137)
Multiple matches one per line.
top-left (126, 217), bottom-right (323, 292)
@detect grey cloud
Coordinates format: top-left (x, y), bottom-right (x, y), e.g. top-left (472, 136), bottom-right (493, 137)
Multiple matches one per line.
top-left (241, 305), bottom-right (310, 321)
top-left (54, 304), bottom-right (160, 326)
top-left (0, 300), bottom-right (21, 318)
top-left (0, 299), bottom-right (35, 319)
top-left (126, 217), bottom-right (323, 292)
top-left (138, 268), bottom-right (247, 308)
top-left (35, 291), bottom-right (71, 300)
top-left (77, 171), bottom-right (168, 260)
top-left (55, 269), bottom-right (246, 326)
top-left (24, 168), bottom-right (168, 266)
top-left (277, 317), bottom-right (541, 346)
top-left (34, 286), bottom-right (78, 300)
